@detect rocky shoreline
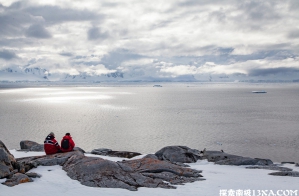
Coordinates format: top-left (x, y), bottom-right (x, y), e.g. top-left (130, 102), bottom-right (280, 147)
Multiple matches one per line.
top-left (1, 140), bottom-right (299, 191)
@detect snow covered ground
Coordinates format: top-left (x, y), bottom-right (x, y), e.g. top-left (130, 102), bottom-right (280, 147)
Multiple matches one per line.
top-left (1, 150), bottom-right (299, 196)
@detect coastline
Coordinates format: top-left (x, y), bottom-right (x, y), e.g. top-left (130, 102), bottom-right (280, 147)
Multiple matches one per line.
top-left (1, 149), bottom-right (299, 196)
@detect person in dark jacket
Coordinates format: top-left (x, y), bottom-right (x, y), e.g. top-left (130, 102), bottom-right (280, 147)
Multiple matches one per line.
top-left (44, 132), bottom-right (61, 155)
top-left (60, 133), bottom-right (75, 152)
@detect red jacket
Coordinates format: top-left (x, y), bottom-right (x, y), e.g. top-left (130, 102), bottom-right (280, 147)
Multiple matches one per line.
top-left (44, 135), bottom-right (61, 155)
top-left (60, 135), bottom-right (75, 152)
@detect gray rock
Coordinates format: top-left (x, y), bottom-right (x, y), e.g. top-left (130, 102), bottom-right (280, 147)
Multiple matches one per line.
top-left (91, 148), bottom-right (112, 155)
top-left (0, 140), bottom-right (17, 178)
top-left (269, 171), bottom-right (299, 177)
top-left (91, 148), bottom-right (142, 158)
top-left (202, 150), bottom-right (240, 162)
top-left (155, 146), bottom-right (201, 163)
top-left (295, 163), bottom-right (299, 167)
top-left (142, 171), bottom-right (205, 185)
top-left (0, 164), bottom-right (11, 179)
top-left (246, 165), bottom-right (293, 171)
top-left (281, 162), bottom-right (295, 164)
top-left (2, 173), bottom-right (33, 187)
top-left (30, 144), bottom-right (44, 151)
top-left (20, 140), bottom-right (44, 152)
top-left (108, 151), bottom-right (142, 158)
top-left (143, 154), bottom-right (158, 159)
top-left (73, 147), bottom-right (85, 153)
top-left (62, 155), bottom-right (204, 191)
top-left (202, 150), bottom-right (273, 166)
top-left (216, 157), bottom-right (273, 166)
top-left (16, 150), bottom-right (84, 172)
top-left (20, 140), bottom-right (38, 149)
top-left (25, 172), bottom-right (42, 178)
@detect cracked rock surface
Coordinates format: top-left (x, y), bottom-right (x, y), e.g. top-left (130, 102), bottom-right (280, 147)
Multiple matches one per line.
top-left (62, 153), bottom-right (204, 191)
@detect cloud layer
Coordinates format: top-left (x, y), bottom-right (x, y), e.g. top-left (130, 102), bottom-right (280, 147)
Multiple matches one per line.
top-left (1, 0), bottom-right (299, 81)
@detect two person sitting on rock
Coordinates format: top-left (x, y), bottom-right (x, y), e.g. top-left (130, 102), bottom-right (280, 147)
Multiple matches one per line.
top-left (60, 133), bottom-right (75, 152)
top-left (44, 132), bottom-right (75, 155)
top-left (44, 132), bottom-right (62, 155)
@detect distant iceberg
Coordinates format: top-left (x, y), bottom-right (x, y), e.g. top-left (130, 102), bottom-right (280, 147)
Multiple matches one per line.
top-left (252, 91), bottom-right (267, 93)
top-left (153, 84), bottom-right (162, 87)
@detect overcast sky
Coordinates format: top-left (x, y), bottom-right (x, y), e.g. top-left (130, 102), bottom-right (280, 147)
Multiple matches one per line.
top-left (1, 0), bottom-right (299, 80)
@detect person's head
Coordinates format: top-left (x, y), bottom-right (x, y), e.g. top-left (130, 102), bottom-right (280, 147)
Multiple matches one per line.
top-left (49, 132), bottom-right (55, 137)
top-left (65, 133), bottom-right (70, 136)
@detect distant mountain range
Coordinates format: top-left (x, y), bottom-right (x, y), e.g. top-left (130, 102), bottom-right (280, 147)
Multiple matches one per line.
top-left (1, 67), bottom-right (298, 83)
top-left (0, 67), bottom-right (126, 82)
top-left (0, 67), bottom-right (200, 83)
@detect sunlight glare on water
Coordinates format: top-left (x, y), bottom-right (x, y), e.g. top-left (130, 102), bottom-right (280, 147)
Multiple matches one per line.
top-left (1, 83), bottom-right (299, 163)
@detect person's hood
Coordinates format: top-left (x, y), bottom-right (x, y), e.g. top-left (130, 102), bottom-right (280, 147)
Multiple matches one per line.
top-left (63, 135), bottom-right (72, 140)
top-left (46, 135), bottom-right (54, 140)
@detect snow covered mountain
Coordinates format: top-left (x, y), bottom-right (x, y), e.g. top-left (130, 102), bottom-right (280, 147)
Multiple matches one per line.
top-left (1, 66), bottom-right (296, 83)
top-left (0, 67), bottom-right (128, 83)
top-left (0, 67), bottom-right (50, 82)
top-left (0, 67), bottom-right (200, 83)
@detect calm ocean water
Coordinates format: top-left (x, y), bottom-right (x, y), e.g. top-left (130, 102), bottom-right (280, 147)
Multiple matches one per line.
top-left (0, 83), bottom-right (298, 162)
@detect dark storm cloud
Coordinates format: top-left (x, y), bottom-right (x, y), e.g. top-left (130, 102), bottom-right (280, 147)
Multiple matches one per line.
top-left (25, 5), bottom-right (100, 24)
top-left (87, 27), bottom-right (109, 40)
top-left (248, 67), bottom-right (299, 76)
top-left (0, 49), bottom-right (18, 60)
top-left (25, 24), bottom-right (52, 39)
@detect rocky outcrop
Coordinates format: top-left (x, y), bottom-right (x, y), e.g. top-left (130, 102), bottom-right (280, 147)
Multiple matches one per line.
top-left (91, 148), bottom-right (141, 158)
top-left (155, 146), bottom-right (201, 163)
top-left (269, 171), bottom-right (299, 177)
top-left (91, 148), bottom-right (111, 155)
top-left (1, 150), bottom-right (83, 187)
top-left (202, 150), bottom-right (273, 166)
top-left (246, 165), bottom-right (293, 171)
top-left (25, 172), bottom-right (41, 178)
top-left (5, 139), bottom-right (298, 190)
top-left (0, 140), bottom-right (17, 178)
top-left (20, 140), bottom-right (44, 151)
top-left (1, 140), bottom-right (204, 190)
top-left (143, 154), bottom-right (159, 159)
top-left (2, 173), bottom-right (33, 187)
top-left (0, 140), bottom-right (35, 186)
top-left (16, 150), bottom-right (84, 172)
top-left (73, 147), bottom-right (85, 154)
top-left (63, 155), bottom-right (204, 191)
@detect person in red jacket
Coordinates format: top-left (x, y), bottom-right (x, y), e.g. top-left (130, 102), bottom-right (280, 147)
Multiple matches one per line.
top-left (60, 133), bottom-right (75, 152)
top-left (44, 132), bottom-right (61, 155)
